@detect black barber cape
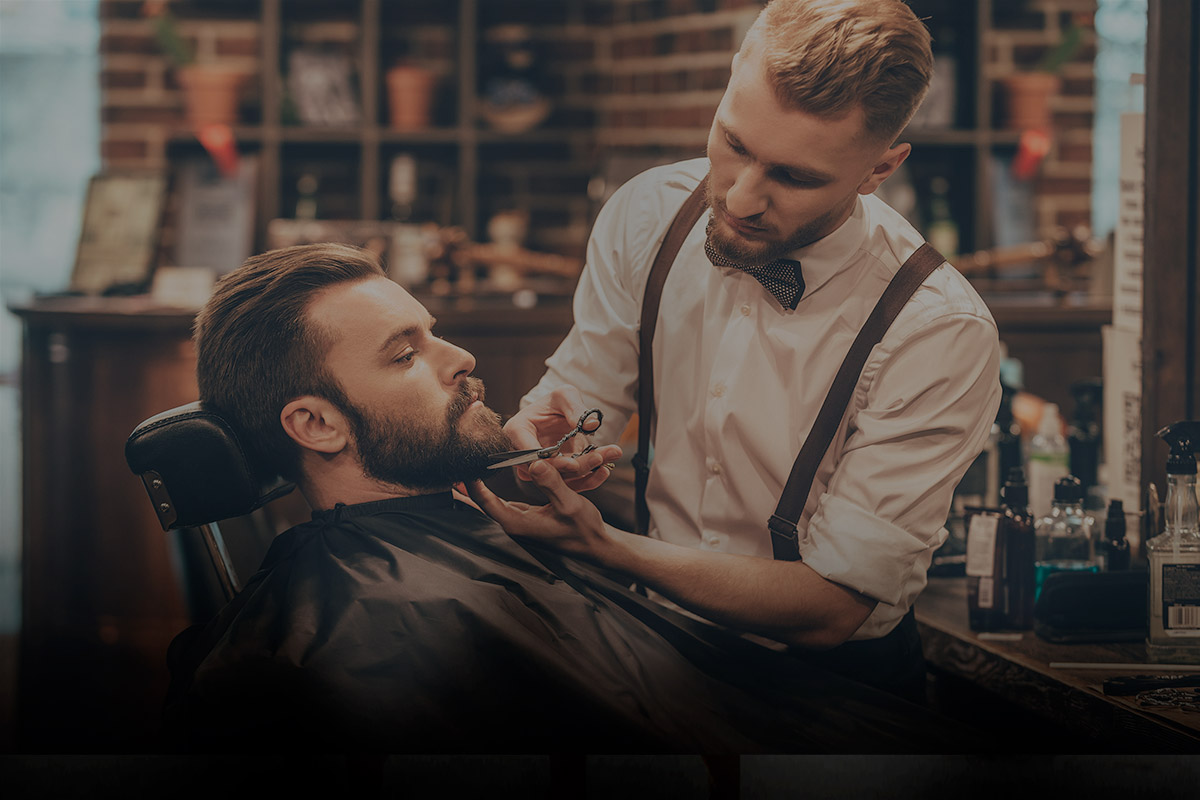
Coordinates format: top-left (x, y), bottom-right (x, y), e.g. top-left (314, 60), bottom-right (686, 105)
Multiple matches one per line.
top-left (165, 492), bottom-right (974, 753)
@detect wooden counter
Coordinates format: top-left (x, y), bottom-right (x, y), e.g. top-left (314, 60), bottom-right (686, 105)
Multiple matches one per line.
top-left (9, 294), bottom-right (573, 751)
top-left (916, 576), bottom-right (1200, 753)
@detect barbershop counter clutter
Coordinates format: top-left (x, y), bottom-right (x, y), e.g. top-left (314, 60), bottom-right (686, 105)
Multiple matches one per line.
top-left (916, 577), bottom-right (1200, 752)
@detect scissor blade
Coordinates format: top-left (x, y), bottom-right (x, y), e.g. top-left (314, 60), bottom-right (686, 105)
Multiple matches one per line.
top-left (486, 451), bottom-right (544, 470)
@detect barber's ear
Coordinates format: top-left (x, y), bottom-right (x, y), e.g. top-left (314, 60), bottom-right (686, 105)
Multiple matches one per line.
top-left (858, 142), bottom-right (911, 195)
top-left (280, 396), bottom-right (348, 455)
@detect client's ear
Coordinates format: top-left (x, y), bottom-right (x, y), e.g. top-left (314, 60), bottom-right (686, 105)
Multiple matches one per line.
top-left (280, 396), bottom-right (349, 454)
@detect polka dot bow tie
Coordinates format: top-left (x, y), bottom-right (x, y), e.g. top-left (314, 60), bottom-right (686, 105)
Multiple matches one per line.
top-left (704, 239), bottom-right (805, 310)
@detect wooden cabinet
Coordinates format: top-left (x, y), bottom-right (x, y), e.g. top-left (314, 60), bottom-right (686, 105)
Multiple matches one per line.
top-left (11, 294), bottom-right (571, 750)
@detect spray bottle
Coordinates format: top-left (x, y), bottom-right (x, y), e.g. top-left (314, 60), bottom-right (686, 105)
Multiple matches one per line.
top-left (1147, 421), bottom-right (1200, 662)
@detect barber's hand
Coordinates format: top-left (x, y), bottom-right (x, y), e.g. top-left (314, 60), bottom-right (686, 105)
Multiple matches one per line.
top-left (504, 386), bottom-right (622, 492)
top-left (468, 461), bottom-right (612, 559)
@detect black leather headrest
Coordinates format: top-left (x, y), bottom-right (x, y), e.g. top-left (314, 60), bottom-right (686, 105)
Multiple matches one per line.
top-left (125, 401), bottom-right (294, 530)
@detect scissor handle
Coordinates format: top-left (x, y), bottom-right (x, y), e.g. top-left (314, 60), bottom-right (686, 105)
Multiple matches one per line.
top-left (576, 407), bottom-right (603, 434)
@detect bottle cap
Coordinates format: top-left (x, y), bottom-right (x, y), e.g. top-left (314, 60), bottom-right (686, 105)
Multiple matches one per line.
top-left (1001, 467), bottom-right (1028, 508)
top-left (1156, 421), bottom-right (1200, 475)
top-left (1053, 475), bottom-right (1083, 503)
top-left (1105, 499), bottom-right (1126, 539)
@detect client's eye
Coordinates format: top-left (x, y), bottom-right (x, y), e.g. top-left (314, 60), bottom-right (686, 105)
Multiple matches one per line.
top-left (395, 350), bottom-right (416, 364)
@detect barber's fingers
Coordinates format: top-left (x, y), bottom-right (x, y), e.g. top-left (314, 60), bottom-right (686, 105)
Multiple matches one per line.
top-left (527, 460), bottom-right (589, 515)
top-left (465, 480), bottom-right (513, 522)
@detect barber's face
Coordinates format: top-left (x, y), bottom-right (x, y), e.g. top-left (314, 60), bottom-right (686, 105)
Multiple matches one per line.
top-left (311, 276), bottom-right (511, 488)
top-left (705, 46), bottom-right (904, 265)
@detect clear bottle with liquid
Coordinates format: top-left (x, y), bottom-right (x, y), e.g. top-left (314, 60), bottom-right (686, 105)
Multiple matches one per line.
top-left (1034, 475), bottom-right (1097, 598)
top-left (1146, 421), bottom-right (1200, 662)
top-left (1028, 403), bottom-right (1069, 518)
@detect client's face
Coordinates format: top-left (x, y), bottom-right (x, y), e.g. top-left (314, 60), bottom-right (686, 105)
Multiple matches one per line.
top-left (309, 276), bottom-right (512, 489)
top-left (347, 374), bottom-right (511, 488)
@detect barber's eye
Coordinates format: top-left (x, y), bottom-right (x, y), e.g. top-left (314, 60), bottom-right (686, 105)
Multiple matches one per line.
top-left (725, 135), bottom-right (746, 155)
top-left (395, 351), bottom-right (416, 364)
top-left (774, 170), bottom-right (813, 187)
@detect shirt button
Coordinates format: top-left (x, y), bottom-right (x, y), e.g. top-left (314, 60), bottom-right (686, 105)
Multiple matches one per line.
top-left (711, 383), bottom-right (726, 398)
top-left (708, 460), bottom-right (723, 475)
top-left (705, 535), bottom-right (722, 548)
top-left (739, 304), bottom-right (752, 316)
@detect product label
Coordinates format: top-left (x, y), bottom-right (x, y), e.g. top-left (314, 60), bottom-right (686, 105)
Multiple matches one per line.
top-left (965, 514), bottom-right (999, 578)
top-left (977, 577), bottom-right (994, 610)
top-left (1161, 562), bottom-right (1200, 636)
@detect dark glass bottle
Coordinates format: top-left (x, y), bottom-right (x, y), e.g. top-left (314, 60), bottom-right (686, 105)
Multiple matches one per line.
top-left (995, 383), bottom-right (1023, 502)
top-left (1103, 499), bottom-right (1130, 571)
top-left (1002, 468), bottom-right (1037, 629)
top-left (1067, 379), bottom-right (1102, 501)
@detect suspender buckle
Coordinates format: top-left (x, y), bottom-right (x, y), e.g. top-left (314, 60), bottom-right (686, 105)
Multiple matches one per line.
top-left (768, 514), bottom-right (802, 562)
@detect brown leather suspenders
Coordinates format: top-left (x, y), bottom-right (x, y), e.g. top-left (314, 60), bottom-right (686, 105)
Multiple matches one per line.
top-left (633, 175), bottom-right (947, 561)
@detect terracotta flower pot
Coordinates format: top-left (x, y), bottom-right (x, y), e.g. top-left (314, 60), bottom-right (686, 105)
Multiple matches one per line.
top-left (1000, 72), bottom-right (1061, 131)
top-left (177, 65), bottom-right (247, 127)
top-left (386, 65), bottom-right (436, 131)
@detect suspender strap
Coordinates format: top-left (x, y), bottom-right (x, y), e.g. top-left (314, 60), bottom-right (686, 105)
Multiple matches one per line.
top-left (632, 179), bottom-right (946, 560)
top-left (634, 179), bottom-right (709, 536)
top-left (769, 242), bottom-right (946, 561)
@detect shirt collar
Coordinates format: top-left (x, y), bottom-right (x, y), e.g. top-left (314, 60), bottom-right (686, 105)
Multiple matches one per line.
top-left (780, 195), bottom-right (868, 300)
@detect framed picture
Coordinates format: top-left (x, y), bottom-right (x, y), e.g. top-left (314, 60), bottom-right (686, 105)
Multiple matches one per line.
top-left (287, 47), bottom-right (361, 126)
top-left (174, 155), bottom-right (258, 273)
top-left (70, 171), bottom-right (168, 295)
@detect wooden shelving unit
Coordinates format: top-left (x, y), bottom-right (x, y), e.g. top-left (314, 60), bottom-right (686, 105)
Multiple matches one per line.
top-left (166, 0), bottom-right (591, 251)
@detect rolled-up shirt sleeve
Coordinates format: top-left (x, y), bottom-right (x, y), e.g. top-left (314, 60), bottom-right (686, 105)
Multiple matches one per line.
top-left (796, 304), bottom-right (1001, 635)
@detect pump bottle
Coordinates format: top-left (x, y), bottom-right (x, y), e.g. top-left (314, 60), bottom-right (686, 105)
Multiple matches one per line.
top-left (1146, 421), bottom-right (1200, 663)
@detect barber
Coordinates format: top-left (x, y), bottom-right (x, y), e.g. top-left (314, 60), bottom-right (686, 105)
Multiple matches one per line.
top-left (475, 0), bottom-right (1000, 703)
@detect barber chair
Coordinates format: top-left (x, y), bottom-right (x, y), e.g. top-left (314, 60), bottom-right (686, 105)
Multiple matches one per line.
top-left (125, 401), bottom-right (295, 614)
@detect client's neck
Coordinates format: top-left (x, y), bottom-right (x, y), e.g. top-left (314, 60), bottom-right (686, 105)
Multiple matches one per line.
top-left (300, 454), bottom-right (450, 511)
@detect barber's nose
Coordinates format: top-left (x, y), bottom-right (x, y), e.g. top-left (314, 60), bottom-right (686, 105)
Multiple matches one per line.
top-left (724, 166), bottom-right (768, 219)
top-left (441, 338), bottom-right (476, 383)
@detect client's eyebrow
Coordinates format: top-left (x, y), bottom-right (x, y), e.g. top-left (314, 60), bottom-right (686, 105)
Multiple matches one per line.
top-left (377, 315), bottom-right (437, 356)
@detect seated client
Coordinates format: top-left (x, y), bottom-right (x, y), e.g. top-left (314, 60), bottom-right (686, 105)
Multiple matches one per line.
top-left (166, 242), bottom-right (972, 753)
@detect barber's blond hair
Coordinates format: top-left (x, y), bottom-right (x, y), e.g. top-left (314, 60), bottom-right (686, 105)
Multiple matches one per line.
top-left (743, 0), bottom-right (933, 141)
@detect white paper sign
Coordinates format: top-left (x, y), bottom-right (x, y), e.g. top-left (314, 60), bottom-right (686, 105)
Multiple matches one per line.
top-left (1102, 324), bottom-right (1142, 511)
top-left (1113, 112), bottom-right (1144, 333)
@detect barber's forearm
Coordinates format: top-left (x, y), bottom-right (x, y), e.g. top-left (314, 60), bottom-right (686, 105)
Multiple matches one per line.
top-left (598, 525), bottom-right (876, 649)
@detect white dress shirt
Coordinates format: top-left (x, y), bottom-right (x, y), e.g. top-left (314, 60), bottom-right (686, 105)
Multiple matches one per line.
top-left (522, 158), bottom-right (1001, 639)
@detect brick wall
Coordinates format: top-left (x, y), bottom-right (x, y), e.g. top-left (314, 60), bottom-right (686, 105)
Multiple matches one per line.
top-left (989, 0), bottom-right (1098, 239)
top-left (100, 0), bottom-right (260, 170)
top-left (98, 0), bottom-right (1098, 261)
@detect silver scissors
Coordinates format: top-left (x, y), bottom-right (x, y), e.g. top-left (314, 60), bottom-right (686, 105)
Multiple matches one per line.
top-left (487, 408), bottom-right (603, 470)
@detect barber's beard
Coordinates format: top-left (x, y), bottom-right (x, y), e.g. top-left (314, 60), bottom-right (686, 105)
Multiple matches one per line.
top-left (349, 377), bottom-right (512, 490)
top-left (702, 178), bottom-right (848, 267)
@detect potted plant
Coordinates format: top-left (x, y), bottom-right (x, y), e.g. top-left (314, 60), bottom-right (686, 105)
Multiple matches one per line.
top-left (143, 1), bottom-right (247, 127)
top-left (1000, 20), bottom-right (1085, 130)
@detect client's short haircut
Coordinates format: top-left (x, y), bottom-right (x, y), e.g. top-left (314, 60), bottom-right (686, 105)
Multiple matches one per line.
top-left (194, 243), bottom-right (385, 481)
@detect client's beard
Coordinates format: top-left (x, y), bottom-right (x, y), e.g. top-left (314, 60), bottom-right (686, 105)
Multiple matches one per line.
top-left (348, 377), bottom-right (513, 489)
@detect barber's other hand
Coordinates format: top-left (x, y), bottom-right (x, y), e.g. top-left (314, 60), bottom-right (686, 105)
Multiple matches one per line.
top-left (503, 386), bottom-right (622, 491)
top-left (468, 461), bottom-right (612, 559)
